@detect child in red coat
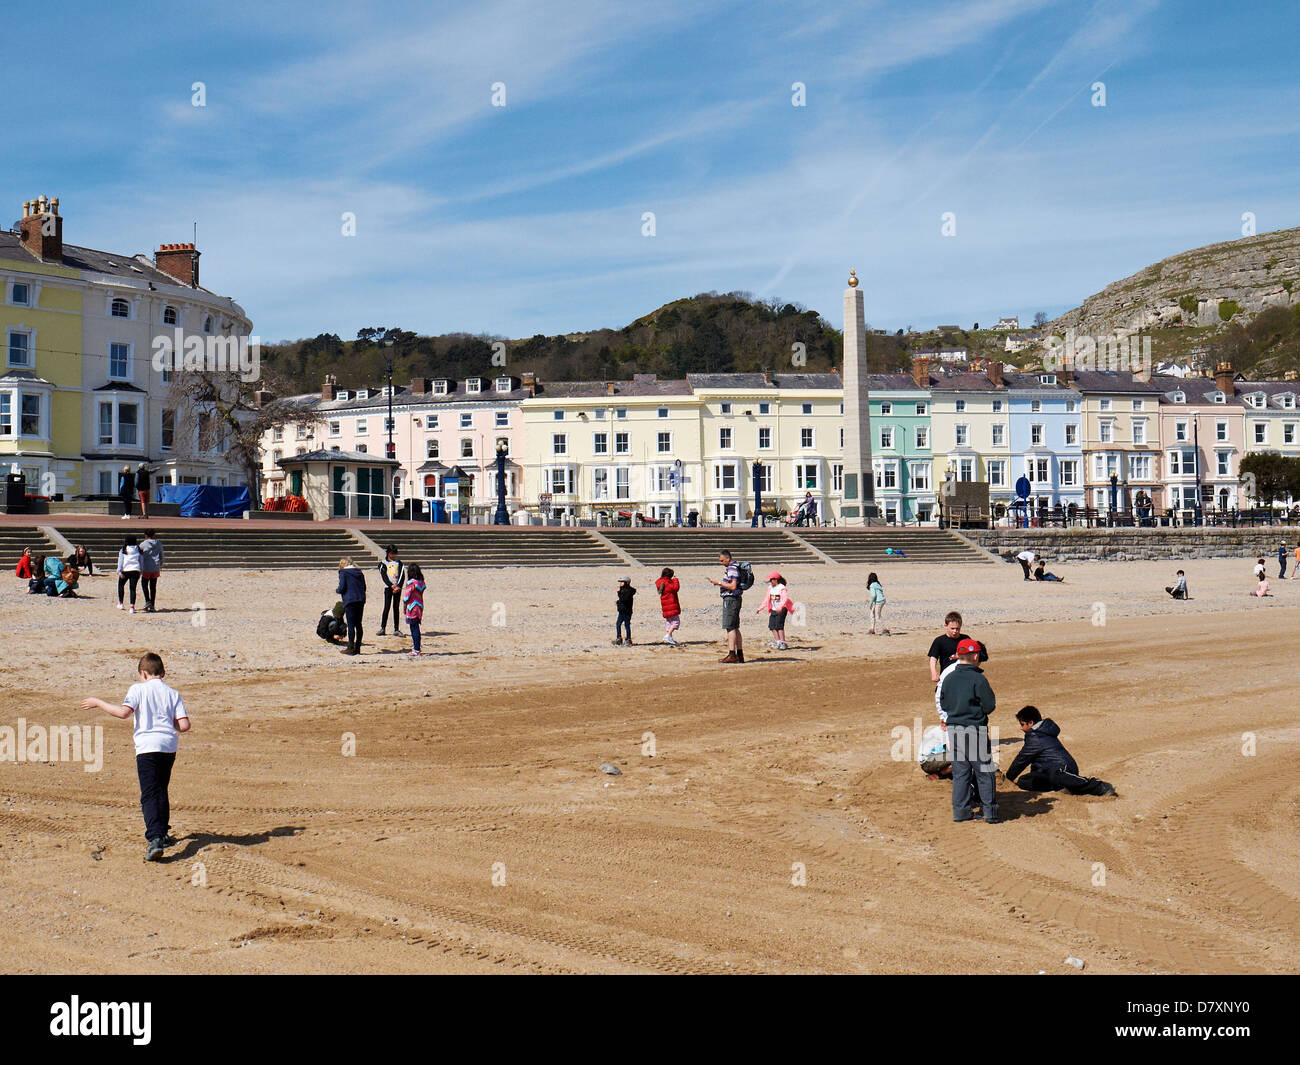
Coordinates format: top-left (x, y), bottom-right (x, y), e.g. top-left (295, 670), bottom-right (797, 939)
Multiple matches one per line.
top-left (655, 567), bottom-right (682, 645)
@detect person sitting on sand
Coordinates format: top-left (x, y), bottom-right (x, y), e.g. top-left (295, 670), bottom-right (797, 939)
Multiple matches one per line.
top-left (1165, 570), bottom-right (1189, 600)
top-left (1252, 558), bottom-right (1272, 597)
top-left (43, 554), bottom-right (78, 597)
top-left (66, 545), bottom-right (94, 576)
top-left (1033, 560), bottom-right (1064, 583)
top-left (1006, 705), bottom-right (1117, 797)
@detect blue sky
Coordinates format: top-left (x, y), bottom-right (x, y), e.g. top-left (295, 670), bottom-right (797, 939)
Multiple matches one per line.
top-left (4, 0), bottom-right (1298, 342)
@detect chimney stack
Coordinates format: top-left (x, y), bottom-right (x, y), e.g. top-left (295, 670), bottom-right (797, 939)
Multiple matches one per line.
top-left (911, 356), bottom-right (930, 388)
top-left (410, 377), bottom-right (430, 395)
top-left (155, 242), bottom-right (201, 287)
top-left (605, 381), bottom-right (617, 396)
top-left (17, 195), bottom-right (63, 262)
top-left (762, 370), bottom-right (772, 385)
top-left (1215, 362), bottom-right (1234, 395)
top-left (986, 359), bottom-right (1004, 387)
top-left (322, 374), bottom-right (337, 402)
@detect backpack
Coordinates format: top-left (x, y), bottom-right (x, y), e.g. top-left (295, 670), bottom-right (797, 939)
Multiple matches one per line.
top-left (737, 562), bottom-right (755, 591)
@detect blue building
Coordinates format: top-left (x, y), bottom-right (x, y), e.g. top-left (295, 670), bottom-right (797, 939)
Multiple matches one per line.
top-left (1006, 371), bottom-right (1084, 519)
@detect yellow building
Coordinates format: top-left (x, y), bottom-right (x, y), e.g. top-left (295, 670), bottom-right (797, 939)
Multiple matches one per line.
top-left (1, 195), bottom-right (253, 500)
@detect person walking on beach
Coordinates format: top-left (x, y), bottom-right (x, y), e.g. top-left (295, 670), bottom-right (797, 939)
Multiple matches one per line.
top-left (655, 567), bottom-right (682, 645)
top-left (709, 550), bottom-right (745, 663)
top-left (81, 651), bottom-right (190, 862)
top-left (377, 545), bottom-right (405, 637)
top-left (614, 576), bottom-right (636, 645)
top-left (867, 572), bottom-right (887, 634)
top-left (402, 564), bottom-right (426, 658)
top-left (139, 529), bottom-right (163, 612)
top-left (336, 557), bottom-right (367, 655)
top-left (135, 462), bottom-right (152, 520)
top-left (1278, 541), bottom-right (1289, 580)
top-left (1015, 548), bottom-right (1037, 581)
top-left (756, 571), bottom-right (794, 650)
top-left (117, 535), bottom-right (142, 613)
top-left (118, 465), bottom-right (135, 519)
top-left (937, 638), bottom-right (998, 823)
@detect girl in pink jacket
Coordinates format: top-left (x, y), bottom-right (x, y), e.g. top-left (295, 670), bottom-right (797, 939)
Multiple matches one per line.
top-left (756, 571), bottom-right (795, 650)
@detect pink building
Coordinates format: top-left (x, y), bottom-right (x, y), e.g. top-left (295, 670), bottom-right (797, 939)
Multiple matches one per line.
top-left (262, 373), bottom-right (531, 517)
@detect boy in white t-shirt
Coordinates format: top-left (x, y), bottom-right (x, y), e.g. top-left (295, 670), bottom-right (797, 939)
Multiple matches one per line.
top-left (82, 652), bottom-right (190, 862)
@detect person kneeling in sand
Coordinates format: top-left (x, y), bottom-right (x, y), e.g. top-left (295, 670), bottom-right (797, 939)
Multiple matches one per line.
top-left (317, 601), bottom-right (346, 644)
top-left (1251, 558), bottom-right (1272, 597)
top-left (1005, 705), bottom-right (1116, 797)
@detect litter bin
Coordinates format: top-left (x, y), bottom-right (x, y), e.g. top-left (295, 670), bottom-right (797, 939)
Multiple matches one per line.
top-left (4, 473), bottom-right (26, 513)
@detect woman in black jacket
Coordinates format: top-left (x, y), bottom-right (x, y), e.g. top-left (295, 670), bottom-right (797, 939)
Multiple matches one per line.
top-left (335, 557), bottom-right (367, 655)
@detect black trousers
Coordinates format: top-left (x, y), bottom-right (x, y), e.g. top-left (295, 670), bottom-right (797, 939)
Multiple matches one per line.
top-left (344, 602), bottom-right (365, 650)
top-left (1015, 766), bottom-right (1112, 795)
top-left (141, 575), bottom-right (158, 607)
top-left (1019, 558), bottom-right (1032, 580)
top-left (118, 571), bottom-right (140, 605)
top-left (381, 587), bottom-right (403, 632)
top-left (136, 751), bottom-right (176, 841)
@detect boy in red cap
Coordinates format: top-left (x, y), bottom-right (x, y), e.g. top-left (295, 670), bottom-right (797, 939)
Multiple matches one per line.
top-left (937, 638), bottom-right (998, 823)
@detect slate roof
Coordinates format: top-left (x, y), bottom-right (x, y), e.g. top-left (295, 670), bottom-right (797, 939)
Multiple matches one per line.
top-left (277, 448), bottom-right (400, 466)
top-left (0, 230), bottom-right (220, 294)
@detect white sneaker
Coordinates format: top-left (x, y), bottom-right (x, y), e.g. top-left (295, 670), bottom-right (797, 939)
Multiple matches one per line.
top-left (129, 606), bottom-right (136, 614)
top-left (116, 602), bottom-right (124, 610)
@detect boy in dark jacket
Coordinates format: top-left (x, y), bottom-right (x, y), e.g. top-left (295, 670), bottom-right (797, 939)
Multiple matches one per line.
top-left (1006, 706), bottom-right (1117, 796)
top-left (317, 602), bottom-right (346, 644)
top-left (614, 576), bottom-right (636, 645)
top-left (937, 638), bottom-right (998, 823)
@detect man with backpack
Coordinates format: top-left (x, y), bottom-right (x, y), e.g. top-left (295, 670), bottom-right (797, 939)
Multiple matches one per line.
top-left (709, 549), bottom-right (750, 663)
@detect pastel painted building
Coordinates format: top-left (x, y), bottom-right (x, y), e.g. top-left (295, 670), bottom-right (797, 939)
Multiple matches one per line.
top-left (1153, 368), bottom-right (1245, 513)
top-left (1073, 370), bottom-right (1164, 512)
top-left (1005, 370), bottom-right (1084, 514)
top-left (867, 371), bottom-right (935, 524)
top-left (262, 373), bottom-right (530, 517)
top-left (927, 362), bottom-right (1013, 506)
top-left (1, 195), bottom-right (252, 497)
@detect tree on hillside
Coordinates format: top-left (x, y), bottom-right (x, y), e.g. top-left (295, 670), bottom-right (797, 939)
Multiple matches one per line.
top-left (1033, 311), bottom-right (1048, 328)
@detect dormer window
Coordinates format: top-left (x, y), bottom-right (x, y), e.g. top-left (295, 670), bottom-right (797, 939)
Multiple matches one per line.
top-left (432, 380), bottom-right (448, 395)
top-left (356, 388), bottom-right (370, 400)
top-left (1283, 394), bottom-right (1296, 409)
top-left (495, 377), bottom-right (512, 393)
top-left (163, 306), bottom-right (178, 325)
top-left (1252, 393), bottom-right (1266, 408)
top-left (1039, 374), bottom-right (1056, 385)
top-left (1213, 392), bottom-right (1225, 403)
top-left (465, 378), bottom-right (482, 394)
top-left (111, 298), bottom-right (130, 319)
top-left (1171, 391), bottom-right (1185, 403)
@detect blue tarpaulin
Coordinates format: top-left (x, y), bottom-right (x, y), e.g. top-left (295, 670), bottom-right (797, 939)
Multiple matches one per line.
top-left (157, 484), bottom-right (251, 517)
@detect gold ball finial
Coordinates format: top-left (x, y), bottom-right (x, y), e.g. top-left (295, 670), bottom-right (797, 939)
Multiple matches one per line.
top-left (848, 269), bottom-right (858, 288)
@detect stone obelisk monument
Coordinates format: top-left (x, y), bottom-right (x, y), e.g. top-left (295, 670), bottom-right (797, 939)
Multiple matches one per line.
top-left (841, 269), bottom-right (875, 523)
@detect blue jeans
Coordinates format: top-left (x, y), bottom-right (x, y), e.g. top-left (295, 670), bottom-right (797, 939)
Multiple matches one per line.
top-left (616, 613), bottom-right (631, 641)
top-left (950, 724), bottom-right (998, 821)
top-left (409, 619), bottom-right (421, 653)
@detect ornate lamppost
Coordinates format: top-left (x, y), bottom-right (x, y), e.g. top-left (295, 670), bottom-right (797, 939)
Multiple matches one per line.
top-left (493, 440), bottom-right (510, 525)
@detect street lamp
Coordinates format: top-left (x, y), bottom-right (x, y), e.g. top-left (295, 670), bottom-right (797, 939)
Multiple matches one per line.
top-left (751, 458), bottom-right (765, 527)
top-left (493, 440), bottom-right (510, 525)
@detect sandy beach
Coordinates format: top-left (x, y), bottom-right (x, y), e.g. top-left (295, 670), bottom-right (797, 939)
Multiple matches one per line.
top-left (1, 555), bottom-right (1297, 974)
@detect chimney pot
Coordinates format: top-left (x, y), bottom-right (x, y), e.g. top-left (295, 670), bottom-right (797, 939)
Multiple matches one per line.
top-left (155, 241), bottom-right (201, 287)
top-left (606, 381), bottom-right (616, 396)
